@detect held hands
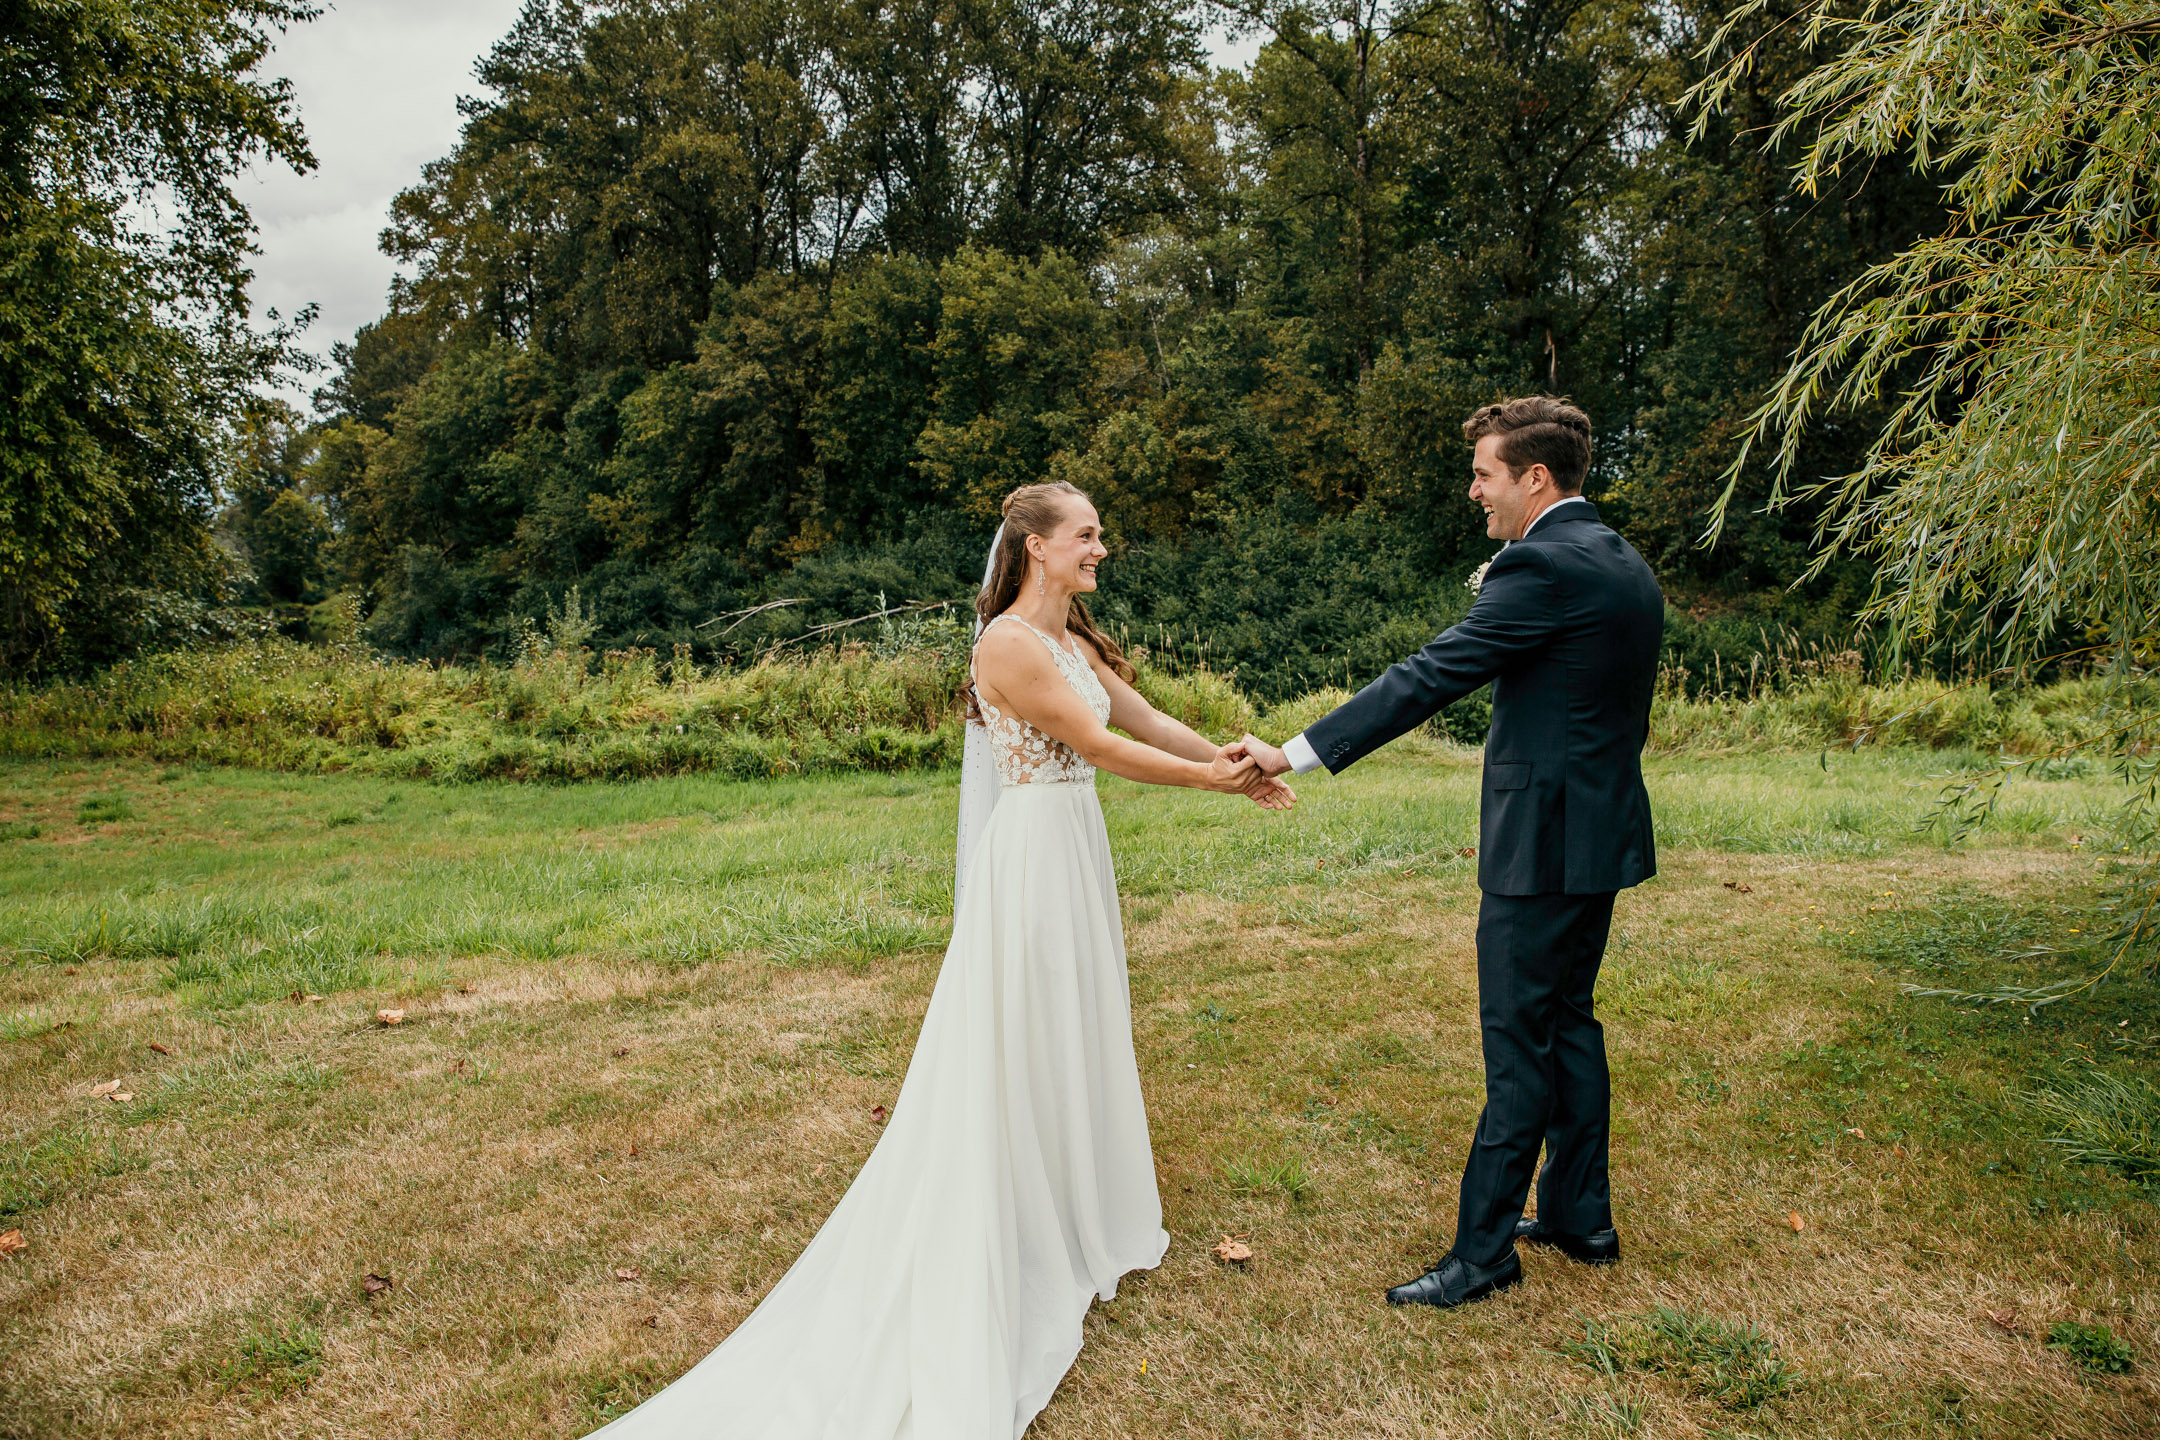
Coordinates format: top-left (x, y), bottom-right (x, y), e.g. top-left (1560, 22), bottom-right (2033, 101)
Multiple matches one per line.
top-left (1211, 740), bottom-right (1298, 810)
top-left (1237, 734), bottom-right (1293, 778)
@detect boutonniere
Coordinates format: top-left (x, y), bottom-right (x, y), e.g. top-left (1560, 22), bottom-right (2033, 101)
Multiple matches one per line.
top-left (1467, 543), bottom-right (1507, 596)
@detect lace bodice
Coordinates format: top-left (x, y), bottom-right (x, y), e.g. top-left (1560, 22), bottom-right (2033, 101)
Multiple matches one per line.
top-left (972, 615), bottom-right (1112, 787)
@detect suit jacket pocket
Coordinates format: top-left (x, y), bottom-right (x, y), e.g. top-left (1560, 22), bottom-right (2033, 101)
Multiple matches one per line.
top-left (1485, 761), bottom-right (1530, 791)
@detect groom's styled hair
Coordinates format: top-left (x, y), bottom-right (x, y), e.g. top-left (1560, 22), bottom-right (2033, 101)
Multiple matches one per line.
top-left (1464, 397), bottom-right (1592, 494)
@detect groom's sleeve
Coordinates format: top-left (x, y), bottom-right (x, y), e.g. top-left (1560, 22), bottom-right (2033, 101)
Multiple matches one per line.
top-left (1298, 545), bottom-right (1560, 774)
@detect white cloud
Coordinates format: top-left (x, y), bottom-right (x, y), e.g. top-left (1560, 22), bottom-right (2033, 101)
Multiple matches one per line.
top-left (245, 0), bottom-right (527, 392)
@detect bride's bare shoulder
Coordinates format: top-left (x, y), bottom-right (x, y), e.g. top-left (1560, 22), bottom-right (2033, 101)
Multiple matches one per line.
top-left (972, 616), bottom-right (1047, 673)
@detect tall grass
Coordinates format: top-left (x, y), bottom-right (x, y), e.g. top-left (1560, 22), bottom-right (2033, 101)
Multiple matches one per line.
top-left (0, 627), bottom-right (2136, 781)
top-left (2028, 1072), bottom-right (2160, 1188)
top-left (0, 631), bottom-right (969, 782)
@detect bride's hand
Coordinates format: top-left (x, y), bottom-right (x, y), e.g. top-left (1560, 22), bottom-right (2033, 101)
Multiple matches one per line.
top-left (1204, 744), bottom-right (1261, 794)
top-left (1245, 774), bottom-right (1297, 810)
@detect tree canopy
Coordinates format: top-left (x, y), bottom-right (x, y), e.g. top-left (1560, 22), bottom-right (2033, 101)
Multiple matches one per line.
top-left (7, 0), bottom-right (1984, 692)
top-left (279, 0), bottom-right (1955, 698)
top-left (0, 0), bottom-right (318, 671)
top-left (1696, 0), bottom-right (2160, 669)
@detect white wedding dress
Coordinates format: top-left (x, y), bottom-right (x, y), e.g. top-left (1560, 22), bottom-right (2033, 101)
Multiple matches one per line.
top-left (590, 613), bottom-right (1168, 1439)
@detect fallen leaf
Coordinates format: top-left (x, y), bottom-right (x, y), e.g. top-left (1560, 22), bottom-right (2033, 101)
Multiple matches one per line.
top-left (1892, 1144), bottom-right (1908, 1158)
top-left (458, 983), bottom-right (477, 994)
top-left (63, 967), bottom-right (77, 975)
top-left (612, 1046), bottom-right (631, 1057)
top-left (363, 1273), bottom-right (393, 1296)
top-left (89, 1079), bottom-right (121, 1098)
top-left (628, 1140), bottom-right (639, 1157)
top-left (148, 1042), bottom-right (172, 1056)
top-left (1787, 1212), bottom-right (1806, 1233)
top-left (0, 1230), bottom-right (25, 1257)
top-left (1986, 1308), bottom-right (2019, 1332)
top-left (614, 1266), bottom-right (642, 1282)
top-left (639, 1313), bottom-right (660, 1328)
top-left (1845, 1126), bottom-right (1866, 1139)
top-left (1455, 846), bottom-right (1476, 858)
top-left (869, 1104), bottom-right (890, 1124)
top-left (376, 1009), bottom-right (405, 1026)
top-left (1213, 1236), bottom-right (1253, 1264)
top-left (1315, 859), bottom-right (1326, 869)
top-left (303, 994), bottom-right (324, 1003)
top-left (107, 1091), bottom-right (132, 1103)
top-left (1723, 881), bottom-right (1754, 893)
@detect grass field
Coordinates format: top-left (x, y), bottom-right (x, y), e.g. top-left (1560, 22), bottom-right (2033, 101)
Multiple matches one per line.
top-left (3, 744), bottom-right (2158, 1438)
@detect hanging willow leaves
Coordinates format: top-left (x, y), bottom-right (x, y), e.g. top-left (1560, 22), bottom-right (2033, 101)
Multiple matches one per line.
top-left (1691, 0), bottom-right (2160, 665)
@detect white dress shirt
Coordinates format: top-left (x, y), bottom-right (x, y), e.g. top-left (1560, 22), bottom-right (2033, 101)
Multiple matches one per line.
top-left (1279, 494), bottom-right (1588, 775)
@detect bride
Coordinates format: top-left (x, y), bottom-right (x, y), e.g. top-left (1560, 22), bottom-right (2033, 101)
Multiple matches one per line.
top-left (589, 481), bottom-right (1294, 1438)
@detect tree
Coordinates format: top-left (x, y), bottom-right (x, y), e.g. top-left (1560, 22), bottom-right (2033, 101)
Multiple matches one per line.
top-left (963, 0), bottom-right (1211, 259)
top-left (1695, 0), bottom-right (2160, 664)
top-left (916, 246), bottom-right (1104, 517)
top-left (0, 0), bottom-right (317, 670)
top-left (1214, 0), bottom-right (1409, 375)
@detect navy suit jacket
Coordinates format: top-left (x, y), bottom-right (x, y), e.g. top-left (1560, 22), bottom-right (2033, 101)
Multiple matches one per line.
top-left (1303, 502), bottom-right (1664, 896)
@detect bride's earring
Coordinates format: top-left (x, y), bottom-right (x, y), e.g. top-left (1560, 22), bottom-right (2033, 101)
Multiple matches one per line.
top-left (1036, 563), bottom-right (1045, 596)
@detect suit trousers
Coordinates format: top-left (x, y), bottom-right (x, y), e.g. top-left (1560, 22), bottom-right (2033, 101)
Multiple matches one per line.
top-left (1452, 889), bottom-right (1617, 1267)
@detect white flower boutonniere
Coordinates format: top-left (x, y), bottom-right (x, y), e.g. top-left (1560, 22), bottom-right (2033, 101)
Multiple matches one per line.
top-left (1467, 543), bottom-right (1507, 596)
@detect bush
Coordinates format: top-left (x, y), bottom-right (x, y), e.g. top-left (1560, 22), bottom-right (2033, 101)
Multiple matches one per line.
top-left (0, 626), bottom-right (2133, 783)
top-left (1132, 665), bottom-right (1258, 740)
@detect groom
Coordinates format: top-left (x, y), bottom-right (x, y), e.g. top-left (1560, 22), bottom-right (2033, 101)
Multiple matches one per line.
top-left (1241, 396), bottom-right (1663, 1309)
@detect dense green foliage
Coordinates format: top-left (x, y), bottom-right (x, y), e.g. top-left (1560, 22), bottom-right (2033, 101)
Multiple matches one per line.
top-left (1695, 0), bottom-right (2160, 667)
top-left (1687, 0), bottom-right (2160, 1005)
top-left (0, 0), bottom-right (318, 672)
top-left (242, 0), bottom-right (1947, 696)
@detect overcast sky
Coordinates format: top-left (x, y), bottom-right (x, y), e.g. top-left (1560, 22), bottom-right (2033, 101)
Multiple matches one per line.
top-left (246, 1), bottom-right (1262, 401)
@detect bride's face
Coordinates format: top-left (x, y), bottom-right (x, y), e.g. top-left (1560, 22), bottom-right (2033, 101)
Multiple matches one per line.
top-left (1030, 499), bottom-right (1109, 594)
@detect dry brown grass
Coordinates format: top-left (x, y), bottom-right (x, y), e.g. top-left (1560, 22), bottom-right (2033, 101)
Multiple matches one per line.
top-left (2, 755), bottom-right (2156, 1438)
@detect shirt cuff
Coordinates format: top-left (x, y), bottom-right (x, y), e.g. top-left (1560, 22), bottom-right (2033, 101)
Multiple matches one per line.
top-left (1282, 733), bottom-right (1325, 774)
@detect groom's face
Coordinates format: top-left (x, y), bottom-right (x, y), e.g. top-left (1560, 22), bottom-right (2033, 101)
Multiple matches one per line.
top-left (1469, 435), bottom-right (1550, 542)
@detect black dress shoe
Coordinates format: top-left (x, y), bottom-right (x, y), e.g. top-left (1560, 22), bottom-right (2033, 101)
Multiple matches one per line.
top-left (1514, 1217), bottom-right (1620, 1264)
top-left (1384, 1249), bottom-right (1523, 1308)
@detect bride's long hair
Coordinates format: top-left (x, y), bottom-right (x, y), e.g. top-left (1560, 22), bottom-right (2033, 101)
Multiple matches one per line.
top-left (967, 482), bottom-right (1135, 721)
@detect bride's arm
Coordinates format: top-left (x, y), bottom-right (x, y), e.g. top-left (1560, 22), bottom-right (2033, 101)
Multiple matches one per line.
top-left (1085, 643), bottom-right (1297, 808)
top-left (974, 627), bottom-right (1262, 795)
top-left (1094, 663), bottom-right (1218, 763)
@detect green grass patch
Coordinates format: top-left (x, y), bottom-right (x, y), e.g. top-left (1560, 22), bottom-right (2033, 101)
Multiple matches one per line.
top-left (75, 791), bottom-right (132, 825)
top-left (0, 1126), bottom-right (143, 1217)
top-left (215, 1322), bottom-right (324, 1395)
top-left (1219, 1152), bottom-right (1312, 1203)
top-left (578, 1358), bottom-right (670, 1423)
top-left (1562, 1306), bottom-right (1797, 1410)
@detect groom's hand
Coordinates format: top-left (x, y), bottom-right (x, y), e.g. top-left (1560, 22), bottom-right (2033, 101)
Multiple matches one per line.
top-left (1239, 734), bottom-right (1292, 777)
top-left (1216, 740), bottom-right (1296, 809)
